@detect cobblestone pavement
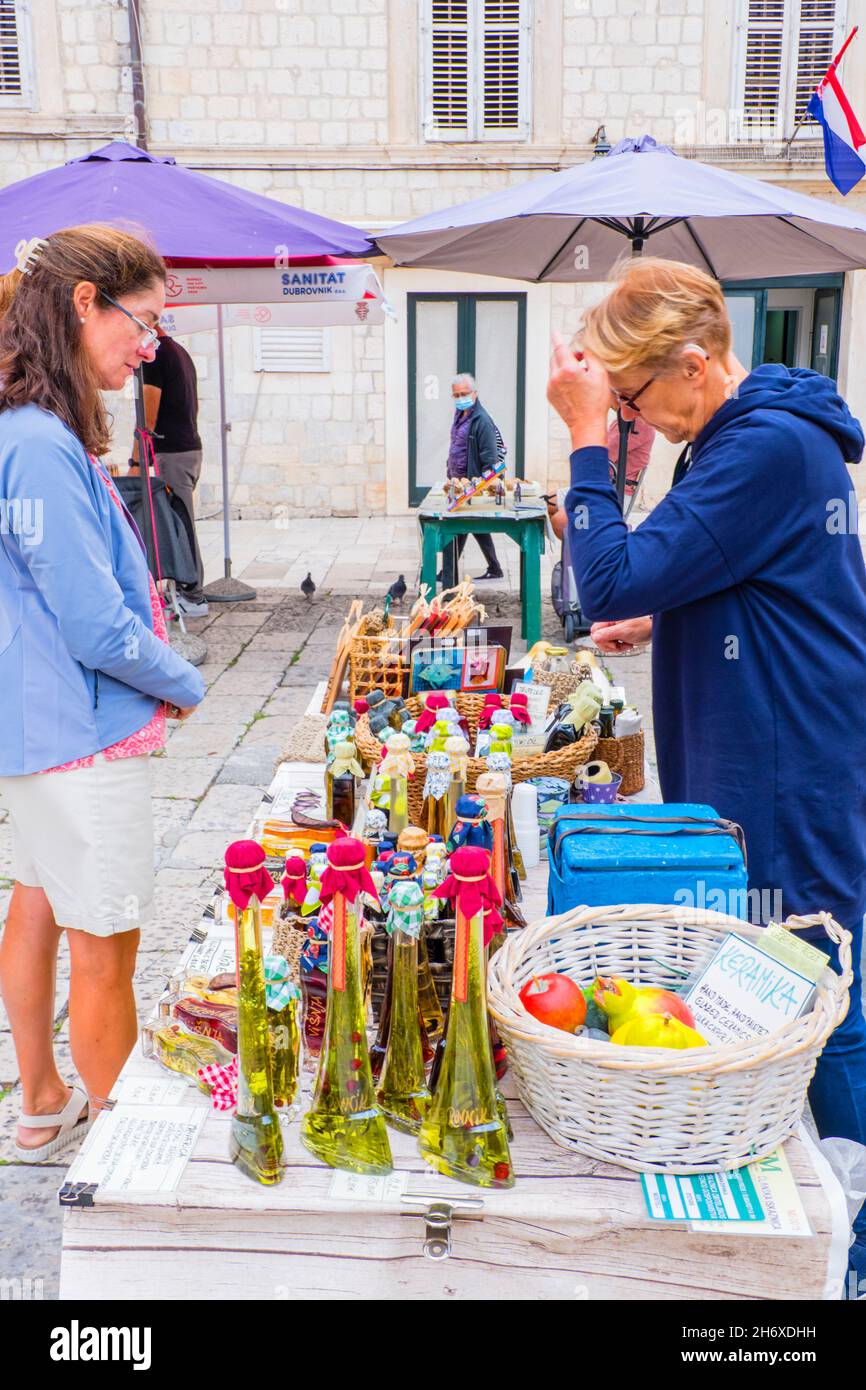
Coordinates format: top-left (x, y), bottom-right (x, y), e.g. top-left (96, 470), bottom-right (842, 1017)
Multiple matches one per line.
top-left (2, 523), bottom-right (653, 1297)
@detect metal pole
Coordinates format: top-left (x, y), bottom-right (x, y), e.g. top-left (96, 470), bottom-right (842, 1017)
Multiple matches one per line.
top-left (125, 0), bottom-right (148, 149)
top-left (202, 303), bottom-right (257, 601)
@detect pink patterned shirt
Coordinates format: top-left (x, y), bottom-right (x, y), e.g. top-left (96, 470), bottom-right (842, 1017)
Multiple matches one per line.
top-left (41, 464), bottom-right (168, 775)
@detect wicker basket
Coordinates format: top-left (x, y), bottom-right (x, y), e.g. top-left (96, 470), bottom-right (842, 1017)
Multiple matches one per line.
top-left (349, 630), bottom-right (406, 703)
top-left (355, 692), bottom-right (598, 825)
top-left (488, 903), bottom-right (851, 1174)
top-left (531, 667), bottom-right (594, 706)
top-left (593, 731), bottom-right (645, 796)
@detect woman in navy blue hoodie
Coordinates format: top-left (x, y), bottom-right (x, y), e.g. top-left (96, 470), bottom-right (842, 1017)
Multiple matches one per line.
top-left (550, 257), bottom-right (866, 1287)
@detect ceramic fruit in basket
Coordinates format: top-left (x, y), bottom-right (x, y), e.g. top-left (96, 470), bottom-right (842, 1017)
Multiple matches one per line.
top-left (592, 975), bottom-right (697, 1030)
top-left (519, 973), bottom-right (586, 1033)
top-left (610, 1015), bottom-right (707, 1049)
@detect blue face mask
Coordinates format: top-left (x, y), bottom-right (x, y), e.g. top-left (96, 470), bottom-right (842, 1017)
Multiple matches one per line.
top-left (454, 395), bottom-right (474, 411)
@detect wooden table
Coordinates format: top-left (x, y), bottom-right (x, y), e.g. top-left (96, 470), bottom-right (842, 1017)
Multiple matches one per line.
top-left (58, 1045), bottom-right (845, 1301)
top-left (57, 761), bottom-right (847, 1302)
top-left (418, 499), bottom-right (547, 646)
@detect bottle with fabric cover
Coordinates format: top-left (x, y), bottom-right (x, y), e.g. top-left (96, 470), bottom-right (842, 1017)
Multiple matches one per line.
top-left (418, 845), bottom-right (513, 1188)
top-left (325, 737), bottom-right (363, 829)
top-left (301, 837), bottom-right (393, 1175)
top-left (264, 955), bottom-right (302, 1113)
top-left (223, 840), bottom-right (283, 1186)
top-left (376, 878), bottom-right (433, 1133)
top-left (380, 733), bottom-right (415, 836)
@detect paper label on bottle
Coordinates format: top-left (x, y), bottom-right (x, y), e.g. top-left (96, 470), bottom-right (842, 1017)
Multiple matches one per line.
top-left (453, 909), bottom-right (471, 1004)
top-left (328, 1169), bottom-right (409, 1204)
top-left (331, 896), bottom-right (347, 992)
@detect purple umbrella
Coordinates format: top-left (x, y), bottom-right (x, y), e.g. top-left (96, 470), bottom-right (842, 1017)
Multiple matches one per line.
top-left (0, 142), bottom-right (373, 605)
top-left (0, 141), bottom-right (372, 267)
top-left (376, 134), bottom-right (866, 281)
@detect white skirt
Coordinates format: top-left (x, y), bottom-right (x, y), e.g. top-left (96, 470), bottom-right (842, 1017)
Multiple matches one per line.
top-left (0, 753), bottom-right (154, 937)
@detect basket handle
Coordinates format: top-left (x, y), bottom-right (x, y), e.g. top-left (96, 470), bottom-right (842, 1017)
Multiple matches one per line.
top-left (782, 911), bottom-right (853, 996)
top-left (549, 816), bottom-right (748, 871)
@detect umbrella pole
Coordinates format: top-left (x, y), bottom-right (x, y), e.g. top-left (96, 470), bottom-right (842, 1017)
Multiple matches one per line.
top-left (614, 410), bottom-right (632, 511)
top-left (134, 368), bottom-right (208, 666)
top-left (203, 303), bottom-right (257, 603)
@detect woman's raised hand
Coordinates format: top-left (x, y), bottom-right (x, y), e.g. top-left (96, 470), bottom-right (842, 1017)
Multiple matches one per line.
top-left (547, 332), bottom-right (611, 450)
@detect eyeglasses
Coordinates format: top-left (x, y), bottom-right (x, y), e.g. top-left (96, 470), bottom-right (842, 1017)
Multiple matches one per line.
top-left (99, 291), bottom-right (159, 350)
top-left (610, 375), bottom-right (656, 414)
top-left (610, 344), bottom-right (710, 414)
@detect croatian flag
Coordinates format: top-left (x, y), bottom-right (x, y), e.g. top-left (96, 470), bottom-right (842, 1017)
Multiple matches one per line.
top-left (808, 67), bottom-right (866, 195)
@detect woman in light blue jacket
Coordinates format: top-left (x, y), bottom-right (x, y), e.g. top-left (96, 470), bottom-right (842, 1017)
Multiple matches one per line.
top-left (0, 225), bottom-right (205, 1161)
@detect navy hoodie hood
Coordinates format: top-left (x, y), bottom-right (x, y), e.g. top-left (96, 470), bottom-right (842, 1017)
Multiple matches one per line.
top-left (694, 363), bottom-right (864, 465)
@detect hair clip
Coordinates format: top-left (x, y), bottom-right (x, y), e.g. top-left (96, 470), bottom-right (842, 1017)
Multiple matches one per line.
top-left (14, 236), bottom-right (50, 276)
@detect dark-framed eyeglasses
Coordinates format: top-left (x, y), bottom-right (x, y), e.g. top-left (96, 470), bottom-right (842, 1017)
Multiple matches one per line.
top-left (611, 375), bottom-right (656, 414)
top-left (99, 291), bottom-right (160, 350)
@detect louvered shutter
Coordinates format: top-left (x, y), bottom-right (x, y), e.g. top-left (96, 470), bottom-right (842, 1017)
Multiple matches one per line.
top-left (480, 0), bottom-right (529, 140)
top-left (423, 0), bottom-right (530, 141)
top-left (254, 328), bottom-right (331, 373)
top-left (425, 0), bottom-right (472, 141)
top-left (795, 0), bottom-right (840, 123)
top-left (741, 0), bottom-right (788, 130)
top-left (0, 1), bottom-right (22, 96)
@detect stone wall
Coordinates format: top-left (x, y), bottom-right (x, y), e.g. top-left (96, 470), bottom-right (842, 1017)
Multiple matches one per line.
top-left (3, 0), bottom-right (866, 515)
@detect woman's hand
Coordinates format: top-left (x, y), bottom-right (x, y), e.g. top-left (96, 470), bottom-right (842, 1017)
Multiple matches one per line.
top-left (548, 332), bottom-right (611, 452)
top-left (590, 617), bottom-right (652, 653)
top-left (165, 704), bottom-right (196, 720)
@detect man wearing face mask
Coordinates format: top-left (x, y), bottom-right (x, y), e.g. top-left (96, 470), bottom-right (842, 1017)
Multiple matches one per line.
top-left (444, 372), bottom-right (504, 581)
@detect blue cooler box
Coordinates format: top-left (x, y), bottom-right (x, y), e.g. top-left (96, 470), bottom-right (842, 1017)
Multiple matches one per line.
top-left (547, 803), bottom-right (748, 917)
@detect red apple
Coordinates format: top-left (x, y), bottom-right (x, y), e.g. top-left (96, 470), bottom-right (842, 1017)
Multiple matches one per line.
top-left (519, 973), bottom-right (586, 1033)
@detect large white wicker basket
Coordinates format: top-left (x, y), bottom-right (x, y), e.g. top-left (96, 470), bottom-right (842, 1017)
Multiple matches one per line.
top-left (487, 903), bottom-right (852, 1174)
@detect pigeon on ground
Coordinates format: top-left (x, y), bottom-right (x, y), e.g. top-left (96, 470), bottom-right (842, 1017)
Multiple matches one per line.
top-left (387, 574), bottom-right (407, 604)
top-left (301, 573), bottom-right (316, 600)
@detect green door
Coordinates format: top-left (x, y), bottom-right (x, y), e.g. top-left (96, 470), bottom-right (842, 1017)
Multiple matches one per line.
top-left (407, 292), bottom-right (526, 507)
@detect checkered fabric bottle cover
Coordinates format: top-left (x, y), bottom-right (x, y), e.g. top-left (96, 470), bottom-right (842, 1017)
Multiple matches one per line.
top-left (386, 879), bottom-right (424, 939)
top-left (263, 955), bottom-right (301, 1010)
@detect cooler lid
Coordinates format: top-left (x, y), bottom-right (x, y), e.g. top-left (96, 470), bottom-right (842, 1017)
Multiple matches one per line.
top-left (551, 803), bottom-right (746, 871)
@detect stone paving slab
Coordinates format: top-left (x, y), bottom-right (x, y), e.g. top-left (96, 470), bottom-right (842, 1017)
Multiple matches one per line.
top-left (164, 721), bottom-right (244, 761)
top-left (149, 756), bottom-right (219, 800)
top-left (206, 667), bottom-right (284, 698)
top-left (168, 830), bottom-right (239, 872)
top-left (188, 783), bottom-right (264, 834)
top-left (215, 746), bottom-right (282, 787)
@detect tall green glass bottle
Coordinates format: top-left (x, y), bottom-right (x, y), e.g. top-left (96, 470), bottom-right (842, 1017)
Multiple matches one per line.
top-left (301, 838), bottom-right (393, 1176)
top-left (418, 846), bottom-right (513, 1189)
top-left (376, 879), bottom-right (432, 1134)
top-left (224, 841), bottom-right (283, 1187)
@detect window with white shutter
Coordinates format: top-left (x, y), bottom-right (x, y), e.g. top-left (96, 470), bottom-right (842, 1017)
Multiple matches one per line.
top-left (423, 0), bottom-right (531, 142)
top-left (0, 0), bottom-right (33, 107)
top-left (735, 0), bottom-right (846, 136)
top-left (253, 328), bottom-right (331, 373)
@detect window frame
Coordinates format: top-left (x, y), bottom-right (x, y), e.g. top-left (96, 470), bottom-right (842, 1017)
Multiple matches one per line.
top-left (0, 0), bottom-right (35, 110)
top-left (731, 0), bottom-right (848, 140)
top-left (420, 0), bottom-right (533, 145)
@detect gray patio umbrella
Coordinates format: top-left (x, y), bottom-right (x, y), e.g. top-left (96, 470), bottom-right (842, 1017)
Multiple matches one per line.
top-left (377, 133), bottom-right (866, 508)
top-left (376, 134), bottom-right (866, 281)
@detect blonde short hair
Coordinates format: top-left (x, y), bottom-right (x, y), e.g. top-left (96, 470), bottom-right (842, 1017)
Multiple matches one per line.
top-left (578, 256), bottom-right (732, 374)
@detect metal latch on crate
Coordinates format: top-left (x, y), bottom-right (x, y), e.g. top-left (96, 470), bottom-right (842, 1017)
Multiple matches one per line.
top-left (401, 1193), bottom-right (485, 1260)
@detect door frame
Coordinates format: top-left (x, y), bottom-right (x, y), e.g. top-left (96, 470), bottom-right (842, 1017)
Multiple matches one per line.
top-left (722, 273), bottom-right (843, 377)
top-left (407, 290), bottom-right (527, 507)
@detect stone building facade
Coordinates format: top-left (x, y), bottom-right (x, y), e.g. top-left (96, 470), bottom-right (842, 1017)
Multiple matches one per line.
top-left (2, 0), bottom-right (865, 516)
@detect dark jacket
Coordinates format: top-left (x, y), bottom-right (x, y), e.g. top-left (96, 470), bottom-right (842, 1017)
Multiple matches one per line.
top-left (461, 400), bottom-right (499, 480)
top-left (565, 365), bottom-right (866, 933)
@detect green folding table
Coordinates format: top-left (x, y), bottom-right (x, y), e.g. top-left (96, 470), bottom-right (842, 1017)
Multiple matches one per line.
top-left (418, 497), bottom-right (548, 647)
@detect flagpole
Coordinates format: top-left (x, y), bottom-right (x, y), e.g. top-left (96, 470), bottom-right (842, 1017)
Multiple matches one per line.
top-left (784, 24), bottom-right (859, 153)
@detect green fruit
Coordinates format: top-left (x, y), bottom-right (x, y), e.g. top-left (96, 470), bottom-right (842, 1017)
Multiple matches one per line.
top-left (581, 988), bottom-right (609, 1034)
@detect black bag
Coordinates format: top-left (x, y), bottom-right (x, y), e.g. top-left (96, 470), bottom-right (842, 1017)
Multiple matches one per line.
top-left (114, 475), bottom-right (198, 588)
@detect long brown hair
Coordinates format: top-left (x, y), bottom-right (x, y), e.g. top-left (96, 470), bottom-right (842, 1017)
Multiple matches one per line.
top-left (0, 224), bottom-right (165, 455)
